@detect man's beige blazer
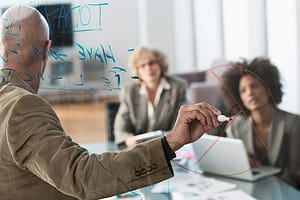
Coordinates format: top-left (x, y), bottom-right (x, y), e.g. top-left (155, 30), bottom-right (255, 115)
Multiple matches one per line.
top-left (0, 70), bottom-right (173, 200)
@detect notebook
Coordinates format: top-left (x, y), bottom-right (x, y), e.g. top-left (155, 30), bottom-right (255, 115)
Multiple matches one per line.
top-left (192, 134), bottom-right (281, 181)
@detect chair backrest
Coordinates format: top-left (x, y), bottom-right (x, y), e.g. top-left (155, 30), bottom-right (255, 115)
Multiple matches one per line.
top-left (171, 71), bottom-right (206, 85)
top-left (105, 102), bottom-right (120, 142)
top-left (189, 82), bottom-right (220, 105)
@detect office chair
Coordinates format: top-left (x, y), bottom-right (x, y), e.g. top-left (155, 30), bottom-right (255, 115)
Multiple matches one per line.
top-left (105, 102), bottom-right (120, 142)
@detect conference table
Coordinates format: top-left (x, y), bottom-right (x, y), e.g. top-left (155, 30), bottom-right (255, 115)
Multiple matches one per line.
top-left (80, 142), bottom-right (300, 200)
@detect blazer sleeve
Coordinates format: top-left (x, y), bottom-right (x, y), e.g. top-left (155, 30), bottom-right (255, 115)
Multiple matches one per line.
top-left (114, 87), bottom-right (134, 144)
top-left (6, 94), bottom-right (173, 200)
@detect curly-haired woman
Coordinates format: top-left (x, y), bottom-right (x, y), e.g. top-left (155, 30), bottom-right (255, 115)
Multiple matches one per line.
top-left (222, 57), bottom-right (300, 190)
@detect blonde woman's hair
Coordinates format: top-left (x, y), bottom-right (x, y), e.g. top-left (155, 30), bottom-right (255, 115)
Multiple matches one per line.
top-left (128, 46), bottom-right (169, 80)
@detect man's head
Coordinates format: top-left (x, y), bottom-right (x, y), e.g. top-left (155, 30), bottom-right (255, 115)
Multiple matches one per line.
top-left (0, 5), bottom-right (51, 93)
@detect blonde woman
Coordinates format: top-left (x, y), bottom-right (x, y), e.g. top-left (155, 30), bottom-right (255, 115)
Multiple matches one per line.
top-left (114, 46), bottom-right (187, 148)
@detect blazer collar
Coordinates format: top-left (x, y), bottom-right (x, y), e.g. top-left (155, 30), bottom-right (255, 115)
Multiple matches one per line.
top-left (243, 117), bottom-right (255, 155)
top-left (139, 78), bottom-right (171, 112)
top-left (138, 78), bottom-right (172, 131)
top-left (247, 107), bottom-right (284, 165)
top-left (0, 68), bottom-right (35, 94)
top-left (139, 78), bottom-right (171, 95)
top-left (268, 108), bottom-right (284, 165)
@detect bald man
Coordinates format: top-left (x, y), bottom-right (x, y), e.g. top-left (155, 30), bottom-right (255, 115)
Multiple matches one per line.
top-left (0, 5), bottom-right (221, 200)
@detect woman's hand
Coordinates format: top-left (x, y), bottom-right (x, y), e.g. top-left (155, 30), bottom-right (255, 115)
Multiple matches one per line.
top-left (125, 134), bottom-right (137, 149)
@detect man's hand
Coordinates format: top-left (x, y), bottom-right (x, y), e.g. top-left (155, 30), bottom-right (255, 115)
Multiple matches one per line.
top-left (166, 102), bottom-right (221, 151)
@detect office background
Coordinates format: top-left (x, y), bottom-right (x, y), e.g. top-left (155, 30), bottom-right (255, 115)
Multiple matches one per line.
top-left (1, 0), bottom-right (300, 143)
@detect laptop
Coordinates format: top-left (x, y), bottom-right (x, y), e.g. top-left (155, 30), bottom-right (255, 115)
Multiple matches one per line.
top-left (192, 134), bottom-right (281, 181)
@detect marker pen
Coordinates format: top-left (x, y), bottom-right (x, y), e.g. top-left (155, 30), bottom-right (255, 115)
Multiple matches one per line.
top-left (217, 115), bottom-right (233, 122)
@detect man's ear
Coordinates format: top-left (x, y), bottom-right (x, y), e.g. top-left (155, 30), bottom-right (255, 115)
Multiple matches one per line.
top-left (43, 40), bottom-right (52, 61)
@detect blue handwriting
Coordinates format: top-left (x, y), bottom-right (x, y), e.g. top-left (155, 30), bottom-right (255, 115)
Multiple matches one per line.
top-left (76, 43), bottom-right (115, 65)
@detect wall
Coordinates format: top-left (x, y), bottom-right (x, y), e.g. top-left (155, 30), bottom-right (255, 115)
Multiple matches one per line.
top-left (266, 0), bottom-right (300, 114)
top-left (1, 0), bottom-right (300, 114)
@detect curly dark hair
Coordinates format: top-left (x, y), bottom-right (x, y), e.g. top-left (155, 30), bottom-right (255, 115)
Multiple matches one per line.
top-left (221, 57), bottom-right (283, 115)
